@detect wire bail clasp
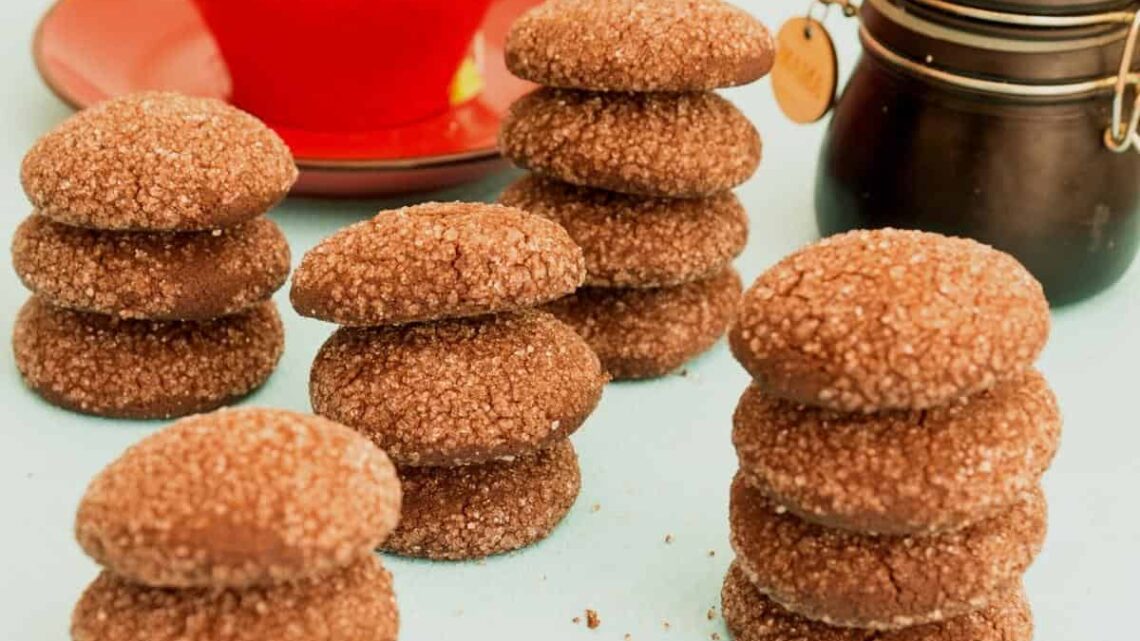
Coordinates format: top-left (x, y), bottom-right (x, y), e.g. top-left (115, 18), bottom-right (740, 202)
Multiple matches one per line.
top-left (1105, 10), bottom-right (1140, 153)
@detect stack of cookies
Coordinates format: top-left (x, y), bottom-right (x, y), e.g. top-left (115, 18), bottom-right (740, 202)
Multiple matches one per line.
top-left (70, 408), bottom-right (403, 641)
top-left (13, 92), bottom-right (295, 419)
top-left (497, 0), bottom-right (775, 380)
top-left (722, 229), bottom-right (1060, 641)
top-left (290, 202), bottom-right (607, 560)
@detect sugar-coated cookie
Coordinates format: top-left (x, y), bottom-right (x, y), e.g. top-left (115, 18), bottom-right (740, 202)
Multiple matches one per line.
top-left (291, 202), bottom-right (585, 326)
top-left (13, 215), bottom-right (289, 320)
top-left (382, 440), bottom-right (580, 560)
top-left (730, 229), bottom-right (1050, 413)
top-left (721, 562), bottom-right (1033, 641)
top-left (733, 371), bottom-right (1060, 534)
top-left (75, 408), bottom-right (401, 588)
top-left (545, 268), bottom-right (741, 380)
top-left (22, 92), bottom-right (296, 231)
top-left (71, 557), bottom-right (398, 641)
top-left (500, 89), bottom-right (760, 198)
top-left (505, 0), bottom-right (775, 92)
top-left (311, 311), bottom-right (605, 467)
top-left (499, 175), bottom-right (748, 288)
top-left (729, 475), bottom-right (1046, 630)
top-left (14, 299), bottom-right (283, 419)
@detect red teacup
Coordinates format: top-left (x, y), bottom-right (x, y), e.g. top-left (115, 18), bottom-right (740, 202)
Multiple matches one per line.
top-left (189, 0), bottom-right (494, 131)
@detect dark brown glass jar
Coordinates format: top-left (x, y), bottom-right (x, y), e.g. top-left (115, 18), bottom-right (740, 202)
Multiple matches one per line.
top-left (816, 0), bottom-right (1140, 304)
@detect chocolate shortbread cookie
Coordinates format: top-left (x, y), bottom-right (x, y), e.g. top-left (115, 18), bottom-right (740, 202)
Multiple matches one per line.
top-left (500, 89), bottom-right (761, 198)
top-left (22, 92), bottom-right (296, 231)
top-left (499, 175), bottom-right (748, 288)
top-left (733, 371), bottom-right (1061, 534)
top-left (545, 268), bottom-right (742, 380)
top-left (729, 229), bottom-right (1050, 413)
top-left (14, 299), bottom-right (284, 419)
top-left (382, 440), bottom-right (580, 560)
top-left (729, 475), bottom-right (1046, 630)
top-left (13, 215), bottom-right (290, 320)
top-left (505, 0), bottom-right (776, 92)
top-left (75, 408), bottom-right (401, 588)
top-left (291, 202), bottom-right (585, 326)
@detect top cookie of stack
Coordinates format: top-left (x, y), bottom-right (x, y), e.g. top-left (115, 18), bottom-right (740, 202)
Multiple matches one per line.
top-left (12, 92), bottom-right (295, 419)
top-left (498, 0), bottom-right (774, 380)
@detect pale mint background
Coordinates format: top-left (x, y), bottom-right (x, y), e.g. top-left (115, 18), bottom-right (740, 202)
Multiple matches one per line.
top-left (0, 2), bottom-right (1136, 639)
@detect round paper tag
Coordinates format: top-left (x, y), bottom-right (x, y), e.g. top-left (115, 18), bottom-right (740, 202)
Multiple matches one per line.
top-left (772, 17), bottom-right (839, 124)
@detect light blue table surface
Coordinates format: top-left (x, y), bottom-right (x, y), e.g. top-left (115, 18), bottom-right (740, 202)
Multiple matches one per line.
top-left (1, 2), bottom-right (1136, 639)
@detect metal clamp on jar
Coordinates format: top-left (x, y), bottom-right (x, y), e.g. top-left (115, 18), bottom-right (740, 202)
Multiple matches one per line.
top-left (814, 0), bottom-right (1140, 304)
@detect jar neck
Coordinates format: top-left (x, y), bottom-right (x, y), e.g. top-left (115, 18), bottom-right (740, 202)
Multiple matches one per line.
top-left (862, 0), bottom-right (1140, 85)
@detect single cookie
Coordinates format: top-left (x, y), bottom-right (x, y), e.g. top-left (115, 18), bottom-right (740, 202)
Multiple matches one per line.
top-left (545, 268), bottom-right (741, 380)
top-left (311, 311), bottom-right (605, 467)
top-left (729, 475), bottom-right (1046, 630)
top-left (730, 229), bottom-right (1050, 413)
top-left (721, 562), bottom-right (1033, 641)
top-left (500, 89), bottom-right (761, 198)
top-left (75, 408), bottom-right (401, 588)
top-left (22, 92), bottom-right (296, 231)
top-left (13, 298), bottom-right (284, 419)
top-left (382, 440), bottom-right (580, 560)
top-left (499, 175), bottom-right (748, 288)
top-left (71, 556), bottom-right (398, 641)
top-left (506, 0), bottom-right (775, 92)
top-left (12, 215), bottom-right (290, 320)
top-left (733, 370), bottom-right (1061, 535)
top-left (291, 202), bottom-right (585, 326)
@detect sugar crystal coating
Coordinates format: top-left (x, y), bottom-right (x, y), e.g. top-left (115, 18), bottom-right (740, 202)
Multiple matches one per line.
top-left (721, 562), bottom-right (1033, 641)
top-left (500, 89), bottom-right (761, 198)
top-left (71, 556), bottom-right (398, 641)
top-left (733, 371), bottom-right (1060, 535)
top-left (75, 408), bottom-right (402, 588)
top-left (13, 215), bottom-right (290, 320)
top-left (730, 229), bottom-right (1050, 413)
top-left (14, 299), bottom-right (283, 419)
top-left (311, 311), bottom-right (605, 466)
top-left (545, 268), bottom-right (741, 380)
top-left (382, 440), bottom-right (580, 560)
top-left (22, 92), bottom-right (297, 231)
top-left (506, 0), bottom-right (775, 92)
top-left (729, 475), bottom-right (1046, 630)
top-left (291, 202), bottom-right (586, 326)
top-left (499, 175), bottom-right (748, 288)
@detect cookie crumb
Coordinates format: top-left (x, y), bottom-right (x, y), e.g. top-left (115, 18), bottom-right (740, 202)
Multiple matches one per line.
top-left (663, 621), bottom-right (672, 631)
top-left (573, 616), bottom-right (581, 625)
top-left (707, 549), bottom-right (716, 557)
top-left (707, 607), bottom-right (717, 620)
top-left (711, 634), bottom-right (721, 640)
top-left (586, 609), bottom-right (601, 629)
top-left (624, 635), bottom-right (632, 640)
top-left (590, 503), bottom-right (601, 513)
top-left (664, 534), bottom-right (674, 544)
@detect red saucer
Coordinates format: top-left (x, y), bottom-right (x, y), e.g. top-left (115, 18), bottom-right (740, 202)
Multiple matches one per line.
top-left (33, 0), bottom-right (539, 197)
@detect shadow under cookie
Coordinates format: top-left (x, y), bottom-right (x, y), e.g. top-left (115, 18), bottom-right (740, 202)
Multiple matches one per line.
top-left (381, 440), bottom-right (581, 561)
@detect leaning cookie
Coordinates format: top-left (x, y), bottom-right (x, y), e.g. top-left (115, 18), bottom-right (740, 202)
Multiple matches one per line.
top-left (499, 175), bottom-right (748, 288)
top-left (291, 202), bottom-right (585, 326)
top-left (545, 268), bottom-right (741, 380)
top-left (729, 475), bottom-right (1046, 630)
top-left (22, 92), bottom-right (296, 231)
top-left (506, 0), bottom-right (775, 92)
top-left (75, 408), bottom-right (401, 588)
top-left (13, 298), bottom-right (283, 419)
top-left (311, 311), bottom-right (605, 467)
top-left (733, 370), bottom-right (1061, 535)
top-left (721, 562), bottom-right (1033, 641)
top-left (382, 440), bottom-right (580, 561)
top-left (12, 215), bottom-right (290, 320)
top-left (730, 229), bottom-right (1050, 413)
top-left (72, 557), bottom-right (398, 641)
top-left (500, 89), bottom-right (760, 198)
